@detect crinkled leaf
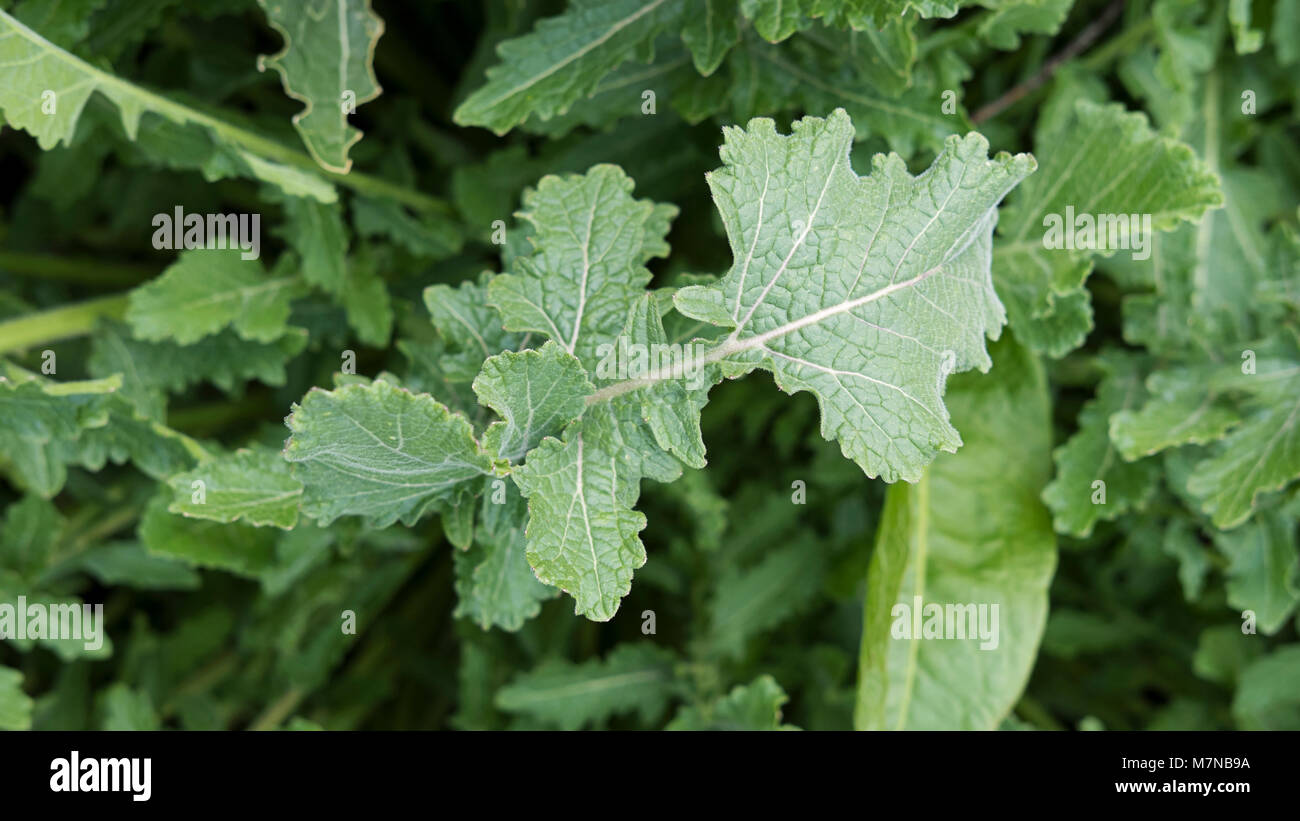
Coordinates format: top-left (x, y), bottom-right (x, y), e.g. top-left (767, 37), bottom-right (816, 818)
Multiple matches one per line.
top-left (472, 341), bottom-right (594, 463)
top-left (674, 109), bottom-right (1034, 482)
top-left (284, 379), bottom-right (493, 527)
top-left (1212, 508), bottom-right (1300, 633)
top-left (667, 674), bottom-right (797, 730)
top-left (488, 164), bottom-right (676, 370)
top-left (168, 446), bottom-right (304, 529)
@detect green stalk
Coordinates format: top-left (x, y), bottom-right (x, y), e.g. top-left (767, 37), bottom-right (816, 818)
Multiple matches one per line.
top-left (0, 295), bottom-right (128, 354)
top-left (0, 252), bottom-right (154, 287)
top-left (0, 9), bottom-right (454, 218)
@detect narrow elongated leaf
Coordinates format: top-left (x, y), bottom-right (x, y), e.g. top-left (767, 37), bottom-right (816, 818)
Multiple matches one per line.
top-left (495, 643), bottom-right (677, 729)
top-left (454, 0), bottom-right (683, 135)
top-left (855, 336), bottom-right (1056, 730)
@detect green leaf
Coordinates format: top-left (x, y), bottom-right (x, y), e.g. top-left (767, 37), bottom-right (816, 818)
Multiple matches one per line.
top-left (338, 243), bottom-right (393, 347)
top-left (0, 666), bottom-right (33, 730)
top-left (1108, 367), bottom-right (1240, 460)
top-left (74, 542), bottom-right (202, 591)
top-left (994, 98), bottom-right (1222, 357)
top-left (727, 31), bottom-right (959, 158)
top-left (1232, 645), bottom-right (1300, 730)
top-left (125, 249), bottom-right (297, 344)
top-left (1187, 392), bottom-right (1300, 529)
top-left (89, 319), bottom-right (307, 419)
top-left (1212, 508), bottom-right (1300, 634)
top-left (673, 109), bottom-right (1034, 482)
top-left (0, 8), bottom-right (338, 201)
top-left (98, 683), bottom-right (160, 730)
top-left (277, 196), bottom-right (349, 295)
top-left (1, 494), bottom-right (62, 580)
top-left (454, 486), bottom-right (558, 632)
top-left (473, 341), bottom-right (595, 463)
top-left (256, 0), bottom-right (385, 173)
top-left (1042, 353), bottom-right (1161, 538)
top-left (975, 0), bottom-right (1075, 50)
top-left (707, 537), bottom-right (825, 658)
top-left (140, 493), bottom-right (277, 576)
top-left (12, 0), bottom-right (107, 47)
top-left (0, 372), bottom-right (116, 497)
top-left (740, 0), bottom-right (813, 42)
top-left (855, 335), bottom-right (1056, 730)
top-left (425, 274), bottom-right (527, 383)
top-left (681, 0), bottom-right (740, 74)
top-left (1227, 0), bottom-right (1263, 54)
top-left (283, 378), bottom-right (493, 527)
top-left (495, 643), bottom-right (677, 729)
top-left (510, 398), bottom-right (681, 621)
top-left (488, 164), bottom-right (676, 370)
top-left (1193, 624), bottom-right (1262, 685)
top-left (453, 0), bottom-right (683, 135)
top-left (167, 446), bottom-right (304, 530)
top-left (667, 674), bottom-right (798, 730)
top-left (1163, 517), bottom-right (1212, 602)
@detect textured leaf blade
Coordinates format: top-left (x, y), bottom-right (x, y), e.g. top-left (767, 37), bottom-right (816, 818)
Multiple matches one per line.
top-left (488, 164), bottom-right (676, 369)
top-left (675, 109), bottom-right (1035, 482)
top-left (1042, 353), bottom-right (1161, 538)
top-left (167, 446), bottom-right (304, 529)
top-left (284, 379), bottom-right (493, 527)
top-left (472, 341), bottom-right (595, 463)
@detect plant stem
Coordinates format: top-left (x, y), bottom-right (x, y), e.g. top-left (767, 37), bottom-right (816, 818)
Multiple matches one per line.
top-left (248, 687), bottom-right (304, 731)
top-left (161, 652), bottom-right (239, 721)
top-left (0, 295), bottom-right (128, 354)
top-left (971, 0), bottom-right (1127, 124)
top-left (0, 252), bottom-right (154, 287)
top-left (167, 392), bottom-right (278, 438)
top-left (0, 9), bottom-right (454, 218)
